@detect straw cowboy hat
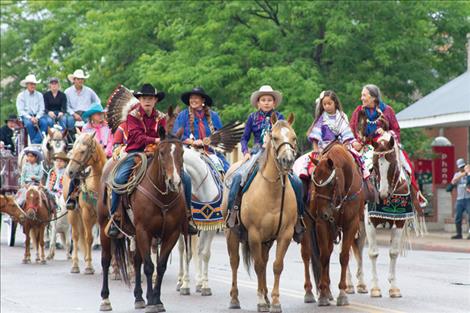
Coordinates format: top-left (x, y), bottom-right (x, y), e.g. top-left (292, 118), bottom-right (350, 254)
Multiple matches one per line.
top-left (181, 87), bottom-right (213, 106)
top-left (82, 103), bottom-right (105, 121)
top-left (250, 85), bottom-right (282, 108)
top-left (20, 74), bottom-right (41, 87)
top-left (67, 69), bottom-right (89, 83)
top-left (133, 83), bottom-right (165, 102)
top-left (52, 151), bottom-right (69, 162)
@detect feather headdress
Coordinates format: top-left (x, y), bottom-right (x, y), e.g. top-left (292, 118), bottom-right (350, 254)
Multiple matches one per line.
top-left (202, 121), bottom-right (245, 153)
top-left (106, 85), bottom-right (140, 133)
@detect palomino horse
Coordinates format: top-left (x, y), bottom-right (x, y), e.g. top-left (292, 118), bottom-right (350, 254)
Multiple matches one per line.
top-left (177, 146), bottom-right (224, 296)
top-left (42, 126), bottom-right (68, 170)
top-left (0, 194), bottom-right (25, 223)
top-left (63, 132), bottom-right (106, 274)
top-left (366, 132), bottom-right (425, 298)
top-left (224, 113), bottom-right (297, 313)
top-left (98, 124), bottom-right (189, 313)
top-left (310, 142), bottom-right (365, 306)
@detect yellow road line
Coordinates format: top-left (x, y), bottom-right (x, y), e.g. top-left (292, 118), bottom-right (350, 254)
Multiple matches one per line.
top-left (211, 274), bottom-right (406, 313)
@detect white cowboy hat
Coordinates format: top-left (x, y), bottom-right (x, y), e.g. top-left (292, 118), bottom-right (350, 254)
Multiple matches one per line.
top-left (67, 69), bottom-right (89, 82)
top-left (250, 85), bottom-right (283, 108)
top-left (20, 74), bottom-right (41, 87)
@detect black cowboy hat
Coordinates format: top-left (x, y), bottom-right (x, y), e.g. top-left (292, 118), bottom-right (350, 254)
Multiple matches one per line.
top-left (181, 87), bottom-right (213, 107)
top-left (133, 83), bottom-right (165, 102)
top-left (5, 114), bottom-right (17, 123)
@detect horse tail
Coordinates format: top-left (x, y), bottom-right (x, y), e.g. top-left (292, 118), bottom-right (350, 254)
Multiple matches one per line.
top-left (308, 220), bottom-right (321, 288)
top-left (112, 237), bottom-right (131, 286)
top-left (241, 242), bottom-right (252, 274)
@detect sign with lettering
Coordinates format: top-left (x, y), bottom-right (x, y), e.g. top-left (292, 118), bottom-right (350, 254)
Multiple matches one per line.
top-left (432, 146), bottom-right (455, 185)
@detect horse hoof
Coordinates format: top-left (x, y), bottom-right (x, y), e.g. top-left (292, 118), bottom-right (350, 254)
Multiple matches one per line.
top-left (304, 292), bottom-right (316, 303)
top-left (84, 267), bottom-right (95, 275)
top-left (346, 285), bottom-right (355, 294)
top-left (144, 305), bottom-right (158, 313)
top-left (195, 284), bottom-right (202, 293)
top-left (201, 288), bottom-right (212, 296)
top-left (257, 303), bottom-right (270, 312)
top-left (318, 296), bottom-right (330, 306)
top-left (357, 284), bottom-right (368, 294)
top-left (134, 299), bottom-right (146, 309)
top-left (99, 299), bottom-right (112, 311)
top-left (179, 287), bottom-right (190, 295)
top-left (93, 244), bottom-right (101, 251)
top-left (229, 300), bottom-right (241, 309)
top-left (46, 255), bottom-right (53, 261)
top-left (176, 282), bottom-right (182, 292)
top-left (270, 303), bottom-right (282, 313)
top-left (67, 255), bottom-right (72, 260)
top-left (22, 258), bottom-right (31, 264)
top-left (336, 295), bottom-right (349, 306)
top-left (35, 258), bottom-right (41, 263)
top-left (156, 303), bottom-right (165, 312)
top-left (40, 259), bottom-right (47, 265)
top-left (370, 287), bottom-right (382, 298)
top-left (70, 266), bottom-right (80, 274)
top-left (389, 288), bottom-right (402, 298)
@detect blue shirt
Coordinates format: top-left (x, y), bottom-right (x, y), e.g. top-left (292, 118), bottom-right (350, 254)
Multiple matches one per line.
top-left (173, 108), bottom-right (223, 140)
top-left (20, 162), bottom-right (43, 185)
top-left (240, 110), bottom-right (284, 154)
top-left (16, 90), bottom-right (45, 119)
top-left (64, 85), bottom-right (100, 115)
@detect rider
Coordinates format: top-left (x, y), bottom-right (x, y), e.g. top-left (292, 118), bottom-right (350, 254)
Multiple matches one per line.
top-left (172, 87), bottom-right (229, 173)
top-left (106, 83), bottom-right (197, 237)
top-left (226, 85), bottom-right (305, 243)
top-left (16, 147), bottom-right (43, 207)
top-left (349, 84), bottom-right (427, 207)
top-left (81, 103), bottom-right (113, 158)
top-left (45, 151), bottom-right (69, 213)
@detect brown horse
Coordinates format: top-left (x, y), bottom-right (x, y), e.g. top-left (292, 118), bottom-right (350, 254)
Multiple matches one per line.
top-left (224, 113), bottom-right (297, 313)
top-left (63, 131), bottom-right (107, 274)
top-left (0, 194), bottom-right (24, 223)
top-left (310, 142), bottom-right (365, 306)
top-left (98, 116), bottom-right (188, 313)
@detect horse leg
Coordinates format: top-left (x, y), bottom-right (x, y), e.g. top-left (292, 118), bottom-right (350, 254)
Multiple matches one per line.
top-left (337, 223), bottom-right (358, 306)
top-left (179, 235), bottom-right (193, 296)
top-left (136, 227), bottom-right (155, 310)
top-left (353, 220), bottom-right (368, 294)
top-left (99, 229), bottom-right (112, 311)
top-left (23, 225), bottom-right (31, 264)
top-left (176, 235), bottom-right (184, 292)
top-left (388, 226), bottom-right (404, 298)
top-left (152, 230), bottom-right (180, 313)
top-left (64, 225), bottom-right (72, 260)
top-left (270, 234), bottom-right (292, 313)
top-left (301, 230), bottom-right (315, 303)
top-left (365, 217), bottom-right (381, 297)
top-left (82, 210), bottom-right (96, 274)
top-left (47, 221), bottom-right (57, 260)
top-left (317, 221), bottom-right (332, 306)
top-left (198, 230), bottom-right (216, 296)
top-left (249, 233), bottom-right (269, 312)
top-left (134, 250), bottom-right (146, 309)
top-left (39, 225), bottom-right (47, 264)
top-left (32, 228), bottom-right (40, 263)
top-left (261, 242), bottom-right (271, 306)
top-left (69, 211), bottom-right (81, 273)
top-left (226, 229), bottom-right (241, 309)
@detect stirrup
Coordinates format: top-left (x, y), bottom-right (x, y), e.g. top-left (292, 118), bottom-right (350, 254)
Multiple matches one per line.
top-left (105, 217), bottom-right (121, 238)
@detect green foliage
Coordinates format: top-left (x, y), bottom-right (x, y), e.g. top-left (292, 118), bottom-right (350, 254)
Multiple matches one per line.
top-left (1, 0), bottom-right (469, 155)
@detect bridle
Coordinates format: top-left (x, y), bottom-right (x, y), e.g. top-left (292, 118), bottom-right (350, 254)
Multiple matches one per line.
top-left (373, 146), bottom-right (403, 198)
top-left (68, 137), bottom-right (97, 176)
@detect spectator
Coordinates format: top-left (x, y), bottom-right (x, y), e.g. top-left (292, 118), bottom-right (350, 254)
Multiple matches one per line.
top-left (450, 158), bottom-right (470, 240)
top-left (0, 114), bottom-right (18, 153)
top-left (43, 77), bottom-right (74, 132)
top-left (16, 74), bottom-right (48, 144)
top-left (64, 69), bottom-right (100, 123)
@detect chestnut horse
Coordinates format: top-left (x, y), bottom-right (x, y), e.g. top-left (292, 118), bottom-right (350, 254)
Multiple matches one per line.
top-left (310, 142), bottom-right (365, 306)
top-left (63, 132), bottom-right (107, 274)
top-left (98, 124), bottom-right (188, 312)
top-left (224, 113), bottom-right (297, 313)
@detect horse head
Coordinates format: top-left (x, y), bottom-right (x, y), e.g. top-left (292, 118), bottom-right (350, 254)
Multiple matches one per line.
top-left (24, 185), bottom-right (42, 219)
top-left (66, 132), bottom-right (97, 178)
top-left (0, 194), bottom-right (25, 223)
top-left (45, 127), bottom-right (68, 156)
top-left (156, 126), bottom-right (185, 193)
top-left (372, 132), bottom-right (399, 200)
top-left (268, 113), bottom-right (297, 173)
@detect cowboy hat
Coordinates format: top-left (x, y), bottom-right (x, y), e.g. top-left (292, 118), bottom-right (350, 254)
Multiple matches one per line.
top-left (133, 83), bottom-right (165, 102)
top-left (52, 151), bottom-right (69, 162)
top-left (20, 74), bottom-right (41, 87)
top-left (67, 69), bottom-right (89, 83)
top-left (250, 85), bottom-right (282, 108)
top-left (82, 103), bottom-right (105, 121)
top-left (456, 158), bottom-right (466, 169)
top-left (181, 87), bottom-right (213, 106)
top-left (23, 146), bottom-right (43, 162)
top-left (5, 114), bottom-right (17, 124)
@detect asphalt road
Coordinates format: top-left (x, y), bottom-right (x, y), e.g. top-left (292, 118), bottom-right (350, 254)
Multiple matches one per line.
top-left (1, 222), bottom-right (469, 313)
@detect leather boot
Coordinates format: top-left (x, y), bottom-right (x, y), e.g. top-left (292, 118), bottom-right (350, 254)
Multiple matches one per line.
top-left (451, 223), bottom-right (462, 239)
top-left (226, 193), bottom-right (242, 228)
top-left (293, 216), bottom-right (306, 244)
top-left (105, 215), bottom-right (120, 238)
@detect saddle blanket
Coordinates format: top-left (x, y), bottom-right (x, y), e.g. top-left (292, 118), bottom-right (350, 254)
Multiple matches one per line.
top-left (368, 193), bottom-right (414, 220)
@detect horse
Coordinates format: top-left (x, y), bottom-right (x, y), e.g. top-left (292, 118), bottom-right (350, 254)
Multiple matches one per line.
top-left (98, 114), bottom-right (189, 313)
top-left (176, 146), bottom-right (224, 296)
top-left (310, 142), bottom-right (365, 306)
top-left (63, 131), bottom-right (106, 274)
top-left (224, 113), bottom-right (297, 313)
top-left (46, 194), bottom-right (71, 260)
top-left (0, 194), bottom-right (24, 223)
top-left (42, 126), bottom-right (68, 170)
top-left (365, 132), bottom-right (425, 298)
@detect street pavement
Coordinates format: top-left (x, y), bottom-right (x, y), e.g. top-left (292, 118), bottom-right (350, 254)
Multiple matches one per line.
top-left (1, 224), bottom-right (469, 313)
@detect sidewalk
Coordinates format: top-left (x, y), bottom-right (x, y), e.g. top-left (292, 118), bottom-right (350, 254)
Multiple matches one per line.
top-left (375, 228), bottom-right (470, 253)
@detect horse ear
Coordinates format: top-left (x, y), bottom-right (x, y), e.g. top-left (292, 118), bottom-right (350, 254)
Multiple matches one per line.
top-left (312, 158), bottom-right (319, 166)
top-left (175, 127), bottom-right (184, 139)
top-left (371, 140), bottom-right (379, 150)
top-left (90, 131), bottom-right (96, 139)
top-left (389, 136), bottom-right (395, 148)
top-left (174, 106), bottom-right (181, 115)
top-left (167, 105), bottom-right (174, 118)
top-left (271, 113), bottom-right (278, 125)
top-left (158, 125), bottom-right (166, 140)
top-left (62, 129), bottom-right (68, 139)
top-left (76, 127), bottom-right (82, 136)
top-left (287, 113), bottom-right (295, 126)
top-left (327, 158), bottom-right (334, 169)
top-left (47, 128), bottom-right (54, 137)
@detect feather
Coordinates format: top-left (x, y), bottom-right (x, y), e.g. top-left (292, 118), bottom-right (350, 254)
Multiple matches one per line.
top-left (106, 85), bottom-right (140, 133)
top-left (204, 121), bottom-right (245, 153)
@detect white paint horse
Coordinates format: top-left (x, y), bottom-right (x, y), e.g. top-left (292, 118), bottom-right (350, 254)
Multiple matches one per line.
top-left (42, 126), bottom-right (68, 170)
top-left (46, 194), bottom-right (71, 260)
top-left (176, 147), bottom-right (224, 296)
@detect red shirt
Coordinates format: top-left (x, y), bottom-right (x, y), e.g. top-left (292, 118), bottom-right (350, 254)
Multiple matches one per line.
top-left (126, 104), bottom-right (166, 152)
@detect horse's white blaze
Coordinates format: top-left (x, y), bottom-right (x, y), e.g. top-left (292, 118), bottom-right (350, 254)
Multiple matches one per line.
top-left (280, 127), bottom-right (295, 159)
top-left (378, 157), bottom-right (390, 198)
top-left (170, 144), bottom-right (181, 186)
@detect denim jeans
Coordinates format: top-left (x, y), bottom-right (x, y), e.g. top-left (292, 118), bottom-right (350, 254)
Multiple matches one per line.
top-left (455, 198), bottom-right (470, 225)
top-left (44, 112), bottom-right (75, 131)
top-left (22, 116), bottom-right (48, 144)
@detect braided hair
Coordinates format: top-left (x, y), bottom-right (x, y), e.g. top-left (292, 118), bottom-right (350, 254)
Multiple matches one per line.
top-left (189, 105), bottom-right (215, 138)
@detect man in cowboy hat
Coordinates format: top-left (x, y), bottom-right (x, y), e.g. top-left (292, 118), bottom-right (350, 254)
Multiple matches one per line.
top-left (64, 69), bottom-right (100, 124)
top-left (0, 114), bottom-right (19, 154)
top-left (16, 74), bottom-right (48, 144)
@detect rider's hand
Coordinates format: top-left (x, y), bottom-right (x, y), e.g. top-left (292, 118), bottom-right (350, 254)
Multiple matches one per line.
top-left (243, 153), bottom-right (251, 162)
top-left (154, 138), bottom-right (161, 144)
top-left (30, 117), bottom-right (38, 124)
top-left (57, 112), bottom-right (64, 118)
top-left (73, 113), bottom-right (82, 121)
top-left (192, 139), bottom-right (203, 147)
top-left (48, 111), bottom-right (56, 119)
top-left (352, 141), bottom-right (362, 151)
top-left (376, 128), bottom-right (384, 135)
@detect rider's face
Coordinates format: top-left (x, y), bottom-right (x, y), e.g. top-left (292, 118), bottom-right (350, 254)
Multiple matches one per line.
top-left (26, 153), bottom-right (37, 164)
top-left (322, 96), bottom-right (336, 114)
top-left (189, 94), bottom-right (204, 110)
top-left (361, 88), bottom-right (375, 108)
top-left (55, 159), bottom-right (66, 169)
top-left (140, 96), bottom-right (157, 114)
top-left (258, 95), bottom-right (275, 113)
